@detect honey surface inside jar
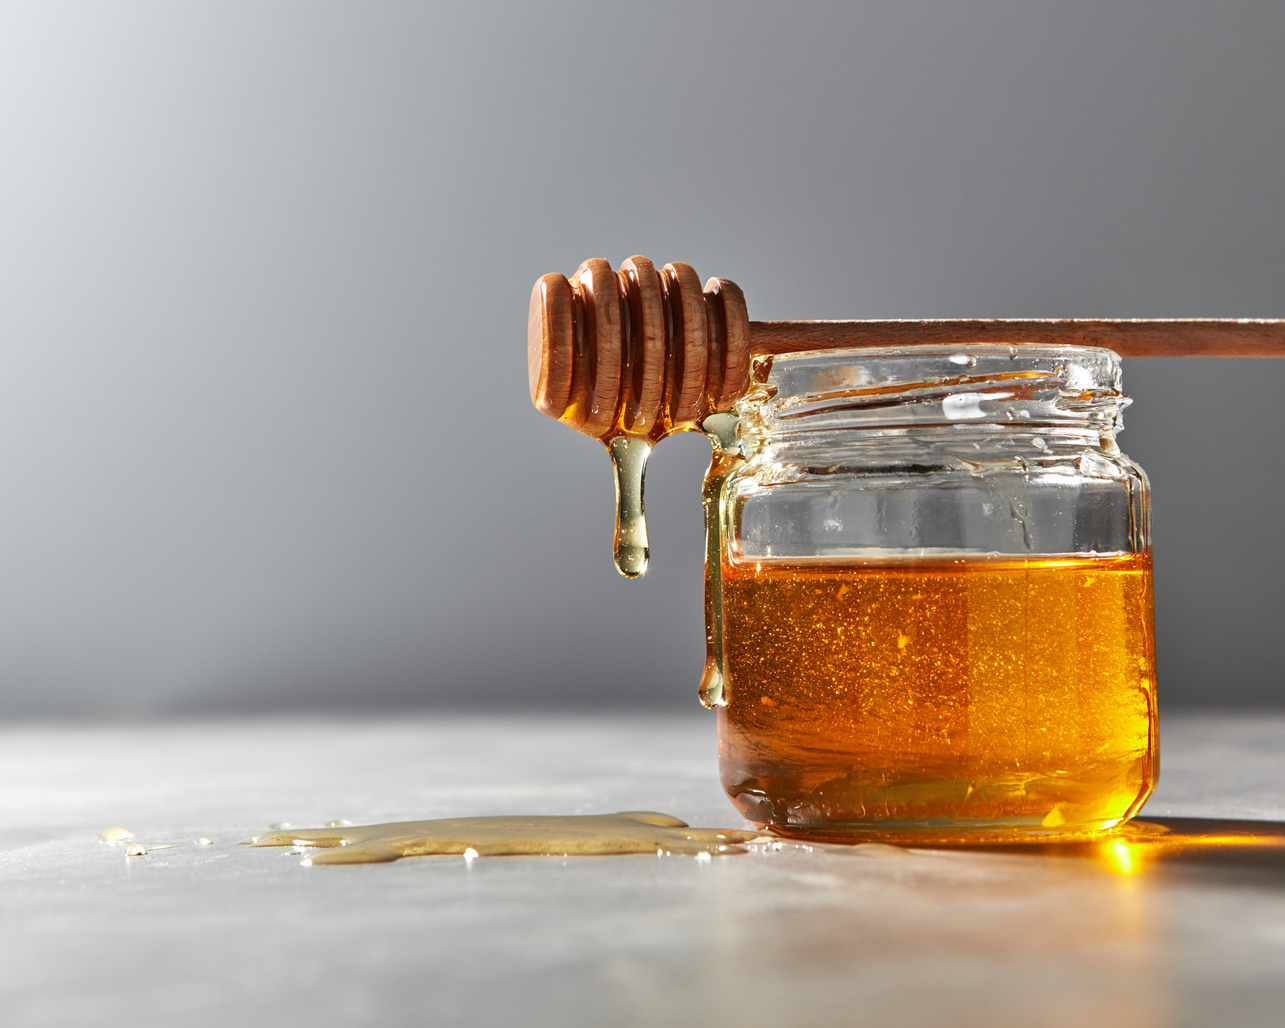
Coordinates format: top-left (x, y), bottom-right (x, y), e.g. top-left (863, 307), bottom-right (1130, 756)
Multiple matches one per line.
top-left (718, 554), bottom-right (1157, 840)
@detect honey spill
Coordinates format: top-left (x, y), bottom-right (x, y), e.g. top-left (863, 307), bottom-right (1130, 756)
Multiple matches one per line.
top-left (718, 554), bottom-right (1158, 840)
top-left (240, 812), bottom-right (764, 865)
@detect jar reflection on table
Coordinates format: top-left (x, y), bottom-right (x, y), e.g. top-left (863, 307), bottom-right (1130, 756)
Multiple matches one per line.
top-left (709, 345), bottom-right (1157, 842)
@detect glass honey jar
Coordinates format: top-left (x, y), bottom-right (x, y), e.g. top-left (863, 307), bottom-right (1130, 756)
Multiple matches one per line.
top-left (706, 344), bottom-right (1157, 842)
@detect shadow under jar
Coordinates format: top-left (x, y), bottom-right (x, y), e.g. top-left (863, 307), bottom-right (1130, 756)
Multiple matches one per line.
top-left (712, 344), bottom-right (1157, 843)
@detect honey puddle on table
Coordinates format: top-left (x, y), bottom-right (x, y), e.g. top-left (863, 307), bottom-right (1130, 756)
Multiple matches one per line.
top-left (101, 815), bottom-right (1285, 875)
top-left (239, 811), bottom-right (766, 865)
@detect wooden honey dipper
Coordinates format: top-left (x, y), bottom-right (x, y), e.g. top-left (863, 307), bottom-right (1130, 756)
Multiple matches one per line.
top-left (529, 255), bottom-right (1285, 577)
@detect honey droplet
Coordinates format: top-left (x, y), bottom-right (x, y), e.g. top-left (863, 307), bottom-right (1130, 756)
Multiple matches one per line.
top-left (98, 826), bottom-right (135, 844)
top-left (607, 435), bottom-right (652, 578)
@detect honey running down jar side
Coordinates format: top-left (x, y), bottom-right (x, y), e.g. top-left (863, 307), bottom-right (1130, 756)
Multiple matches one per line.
top-left (704, 344), bottom-right (1158, 843)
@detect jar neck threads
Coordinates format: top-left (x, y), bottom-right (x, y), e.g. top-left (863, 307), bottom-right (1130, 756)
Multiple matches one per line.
top-left (736, 345), bottom-right (1130, 466)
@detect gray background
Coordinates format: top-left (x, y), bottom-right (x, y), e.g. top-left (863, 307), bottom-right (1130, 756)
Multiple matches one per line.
top-left (0, 0), bottom-right (1280, 716)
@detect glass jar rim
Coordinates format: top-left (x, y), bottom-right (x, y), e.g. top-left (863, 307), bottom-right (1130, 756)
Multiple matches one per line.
top-left (739, 342), bottom-right (1128, 432)
top-left (749, 341), bottom-right (1122, 389)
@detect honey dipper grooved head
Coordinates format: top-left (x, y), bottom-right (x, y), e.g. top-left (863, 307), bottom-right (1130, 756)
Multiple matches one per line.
top-left (528, 256), bottom-right (750, 441)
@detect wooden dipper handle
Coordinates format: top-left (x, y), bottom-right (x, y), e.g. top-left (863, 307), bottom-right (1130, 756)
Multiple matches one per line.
top-left (749, 318), bottom-right (1285, 359)
top-left (530, 256), bottom-right (1285, 439)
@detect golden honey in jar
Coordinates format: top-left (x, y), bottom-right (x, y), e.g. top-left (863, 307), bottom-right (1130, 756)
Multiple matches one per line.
top-left (705, 345), bottom-right (1157, 842)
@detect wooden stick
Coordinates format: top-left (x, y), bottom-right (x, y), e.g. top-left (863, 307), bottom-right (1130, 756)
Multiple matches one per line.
top-left (530, 257), bottom-right (1285, 440)
top-left (748, 319), bottom-right (1285, 359)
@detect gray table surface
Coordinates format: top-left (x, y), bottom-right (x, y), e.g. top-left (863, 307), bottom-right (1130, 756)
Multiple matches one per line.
top-left (2, 711), bottom-right (1283, 1027)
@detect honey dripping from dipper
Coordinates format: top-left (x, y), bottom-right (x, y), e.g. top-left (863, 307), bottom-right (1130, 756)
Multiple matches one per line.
top-left (528, 256), bottom-right (751, 579)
